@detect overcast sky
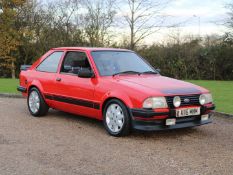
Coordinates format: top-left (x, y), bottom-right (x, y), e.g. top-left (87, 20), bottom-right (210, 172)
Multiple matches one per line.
top-left (148, 0), bottom-right (232, 42)
top-left (42, 0), bottom-right (232, 43)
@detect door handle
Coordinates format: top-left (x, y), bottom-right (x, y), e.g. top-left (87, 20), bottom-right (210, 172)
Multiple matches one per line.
top-left (56, 77), bottom-right (61, 82)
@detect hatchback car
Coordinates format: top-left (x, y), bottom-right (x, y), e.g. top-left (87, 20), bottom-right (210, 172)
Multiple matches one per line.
top-left (18, 47), bottom-right (215, 136)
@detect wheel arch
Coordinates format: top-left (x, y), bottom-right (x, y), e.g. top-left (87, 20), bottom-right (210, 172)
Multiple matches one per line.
top-left (28, 80), bottom-right (44, 93)
top-left (28, 80), bottom-right (45, 99)
top-left (28, 85), bottom-right (39, 92)
top-left (101, 95), bottom-right (133, 116)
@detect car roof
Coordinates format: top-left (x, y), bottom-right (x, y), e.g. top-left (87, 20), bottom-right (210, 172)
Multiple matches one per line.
top-left (51, 47), bottom-right (132, 52)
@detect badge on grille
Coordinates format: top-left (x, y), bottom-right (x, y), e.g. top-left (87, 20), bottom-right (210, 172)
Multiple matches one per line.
top-left (184, 98), bottom-right (190, 103)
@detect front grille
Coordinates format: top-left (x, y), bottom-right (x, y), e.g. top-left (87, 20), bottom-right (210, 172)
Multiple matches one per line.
top-left (166, 95), bottom-right (200, 108)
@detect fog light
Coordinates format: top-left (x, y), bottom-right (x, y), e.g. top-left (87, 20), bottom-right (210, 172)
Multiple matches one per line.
top-left (166, 119), bottom-right (176, 126)
top-left (173, 96), bottom-right (181, 107)
top-left (201, 114), bottom-right (209, 121)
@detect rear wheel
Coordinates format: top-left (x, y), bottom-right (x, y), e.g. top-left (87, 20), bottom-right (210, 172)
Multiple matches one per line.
top-left (27, 87), bottom-right (49, 117)
top-left (103, 99), bottom-right (131, 136)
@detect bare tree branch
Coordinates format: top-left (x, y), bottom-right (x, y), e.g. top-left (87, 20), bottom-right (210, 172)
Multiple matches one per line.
top-left (116, 0), bottom-right (171, 49)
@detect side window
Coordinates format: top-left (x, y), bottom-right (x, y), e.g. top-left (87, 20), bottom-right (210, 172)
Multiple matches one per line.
top-left (61, 51), bottom-right (91, 75)
top-left (37, 52), bottom-right (63, 73)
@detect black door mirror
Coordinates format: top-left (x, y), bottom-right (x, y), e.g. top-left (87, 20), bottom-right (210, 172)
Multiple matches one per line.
top-left (78, 68), bottom-right (94, 78)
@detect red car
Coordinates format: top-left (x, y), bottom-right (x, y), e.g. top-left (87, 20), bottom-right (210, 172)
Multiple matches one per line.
top-left (18, 47), bottom-right (215, 136)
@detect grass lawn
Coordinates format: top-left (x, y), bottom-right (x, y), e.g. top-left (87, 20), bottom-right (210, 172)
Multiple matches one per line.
top-left (189, 80), bottom-right (233, 114)
top-left (0, 78), bottom-right (19, 94)
top-left (0, 78), bottom-right (232, 114)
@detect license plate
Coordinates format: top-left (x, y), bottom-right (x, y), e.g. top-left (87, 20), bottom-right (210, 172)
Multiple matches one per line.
top-left (176, 107), bottom-right (200, 117)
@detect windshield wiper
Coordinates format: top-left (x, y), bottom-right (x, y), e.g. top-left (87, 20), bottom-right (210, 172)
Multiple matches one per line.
top-left (139, 71), bottom-right (158, 75)
top-left (113, 71), bottom-right (140, 76)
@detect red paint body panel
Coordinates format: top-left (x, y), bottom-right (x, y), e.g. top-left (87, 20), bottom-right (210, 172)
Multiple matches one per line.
top-left (19, 47), bottom-right (214, 121)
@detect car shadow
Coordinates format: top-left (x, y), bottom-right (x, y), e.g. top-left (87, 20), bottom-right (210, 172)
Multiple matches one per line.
top-left (46, 109), bottom-right (210, 140)
top-left (48, 109), bottom-right (103, 126)
top-left (132, 127), bottom-right (200, 138)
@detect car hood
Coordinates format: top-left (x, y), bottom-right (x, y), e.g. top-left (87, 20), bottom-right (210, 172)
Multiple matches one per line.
top-left (116, 75), bottom-right (208, 95)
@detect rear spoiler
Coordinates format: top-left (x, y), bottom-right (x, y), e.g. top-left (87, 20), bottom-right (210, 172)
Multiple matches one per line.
top-left (20, 65), bottom-right (31, 71)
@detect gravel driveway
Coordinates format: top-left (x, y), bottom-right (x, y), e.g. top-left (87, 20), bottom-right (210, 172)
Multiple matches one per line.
top-left (0, 97), bottom-right (233, 175)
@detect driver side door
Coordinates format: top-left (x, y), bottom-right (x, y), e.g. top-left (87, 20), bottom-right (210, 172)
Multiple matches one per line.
top-left (50, 51), bottom-right (100, 118)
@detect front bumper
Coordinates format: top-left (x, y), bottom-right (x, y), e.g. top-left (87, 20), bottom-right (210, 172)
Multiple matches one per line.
top-left (130, 105), bottom-right (215, 131)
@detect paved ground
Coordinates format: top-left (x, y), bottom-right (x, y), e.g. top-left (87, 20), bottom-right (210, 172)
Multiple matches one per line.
top-left (0, 97), bottom-right (233, 175)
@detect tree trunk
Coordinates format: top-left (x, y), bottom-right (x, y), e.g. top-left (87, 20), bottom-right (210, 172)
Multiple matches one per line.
top-left (11, 60), bottom-right (15, 79)
top-left (130, 0), bottom-right (135, 50)
top-left (130, 26), bottom-right (134, 50)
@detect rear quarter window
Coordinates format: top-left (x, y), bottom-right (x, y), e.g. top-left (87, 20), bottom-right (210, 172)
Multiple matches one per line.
top-left (37, 51), bottom-right (63, 73)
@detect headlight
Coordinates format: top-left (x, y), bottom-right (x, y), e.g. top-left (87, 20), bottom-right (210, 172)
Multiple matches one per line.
top-left (173, 96), bottom-right (181, 107)
top-left (143, 97), bottom-right (168, 109)
top-left (199, 93), bottom-right (213, 105)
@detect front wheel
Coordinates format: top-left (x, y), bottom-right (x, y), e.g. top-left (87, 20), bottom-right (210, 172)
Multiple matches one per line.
top-left (27, 87), bottom-right (49, 117)
top-left (103, 99), bottom-right (131, 137)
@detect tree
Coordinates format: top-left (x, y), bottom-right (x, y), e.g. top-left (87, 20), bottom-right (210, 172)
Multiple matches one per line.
top-left (226, 3), bottom-right (233, 29)
top-left (119, 0), bottom-right (169, 50)
top-left (0, 0), bottom-right (25, 78)
top-left (224, 2), bottom-right (233, 44)
top-left (81, 0), bottom-right (116, 46)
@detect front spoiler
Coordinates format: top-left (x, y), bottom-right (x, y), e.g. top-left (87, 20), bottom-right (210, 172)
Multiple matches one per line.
top-left (132, 116), bottom-right (212, 131)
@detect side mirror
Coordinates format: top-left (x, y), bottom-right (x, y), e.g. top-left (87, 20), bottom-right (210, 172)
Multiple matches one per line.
top-left (78, 68), bottom-right (94, 78)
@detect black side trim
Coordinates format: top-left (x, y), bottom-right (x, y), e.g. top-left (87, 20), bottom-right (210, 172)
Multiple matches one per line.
top-left (131, 108), bottom-right (169, 118)
top-left (44, 94), bottom-right (100, 110)
top-left (44, 94), bottom-right (53, 100)
top-left (17, 86), bottom-right (27, 93)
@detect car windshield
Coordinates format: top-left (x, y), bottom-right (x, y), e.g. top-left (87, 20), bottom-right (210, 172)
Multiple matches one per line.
top-left (91, 51), bottom-right (156, 76)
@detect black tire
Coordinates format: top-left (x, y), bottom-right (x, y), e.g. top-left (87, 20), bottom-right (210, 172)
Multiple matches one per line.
top-left (27, 87), bottom-right (49, 117)
top-left (103, 99), bottom-right (131, 137)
